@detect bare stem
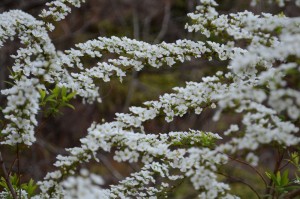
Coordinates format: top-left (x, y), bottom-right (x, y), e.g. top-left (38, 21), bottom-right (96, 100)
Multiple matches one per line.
top-left (8, 157), bottom-right (17, 176)
top-left (266, 149), bottom-right (284, 198)
top-left (154, 0), bottom-right (171, 44)
top-left (0, 152), bottom-right (18, 199)
top-left (217, 172), bottom-right (261, 199)
top-left (284, 188), bottom-right (300, 199)
top-left (17, 144), bottom-right (21, 199)
top-left (228, 155), bottom-right (268, 188)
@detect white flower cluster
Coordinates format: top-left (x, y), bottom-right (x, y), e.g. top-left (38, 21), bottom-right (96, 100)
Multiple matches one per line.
top-left (60, 169), bottom-right (109, 199)
top-left (0, 189), bottom-right (28, 199)
top-left (37, 123), bottom-right (231, 198)
top-left (33, 169), bottom-right (109, 199)
top-left (251, 0), bottom-right (300, 7)
top-left (59, 37), bottom-right (213, 103)
top-left (186, 0), bottom-right (300, 44)
top-left (40, 0), bottom-right (86, 21)
top-left (0, 9), bottom-right (228, 145)
top-left (1, 0), bottom-right (300, 198)
top-left (109, 158), bottom-right (237, 199)
top-left (0, 10), bottom-right (57, 145)
top-left (38, 0), bottom-right (300, 197)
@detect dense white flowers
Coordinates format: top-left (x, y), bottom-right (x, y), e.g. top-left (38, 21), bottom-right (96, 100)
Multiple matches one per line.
top-left (0, 10), bottom-right (56, 145)
top-left (251, 0), bottom-right (300, 7)
top-left (1, 0), bottom-right (300, 198)
top-left (40, 0), bottom-right (86, 21)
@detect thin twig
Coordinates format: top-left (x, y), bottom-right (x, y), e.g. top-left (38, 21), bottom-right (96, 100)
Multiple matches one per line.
top-left (154, 0), bottom-right (171, 44)
top-left (97, 154), bottom-right (123, 181)
top-left (122, 1), bottom-right (140, 112)
top-left (0, 152), bottom-right (18, 199)
top-left (284, 188), bottom-right (300, 199)
top-left (17, 144), bottom-right (21, 199)
top-left (266, 149), bottom-right (284, 198)
top-left (279, 152), bottom-right (300, 171)
top-left (228, 155), bottom-right (268, 188)
top-left (271, 150), bottom-right (284, 198)
top-left (217, 172), bottom-right (261, 199)
top-left (36, 138), bottom-right (68, 155)
top-left (8, 157), bottom-right (17, 176)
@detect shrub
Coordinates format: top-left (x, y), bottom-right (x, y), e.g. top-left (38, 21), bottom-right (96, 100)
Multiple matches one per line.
top-left (0, 0), bottom-right (300, 198)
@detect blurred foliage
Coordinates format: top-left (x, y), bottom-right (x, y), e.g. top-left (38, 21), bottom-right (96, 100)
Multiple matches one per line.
top-left (0, 174), bottom-right (37, 198)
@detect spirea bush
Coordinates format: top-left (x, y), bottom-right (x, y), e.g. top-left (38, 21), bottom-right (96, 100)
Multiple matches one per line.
top-left (0, 0), bottom-right (300, 198)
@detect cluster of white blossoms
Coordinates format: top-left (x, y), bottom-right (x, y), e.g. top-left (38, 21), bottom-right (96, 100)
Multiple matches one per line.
top-left (0, 6), bottom-right (236, 146)
top-left (251, 0), bottom-right (300, 7)
top-left (0, 10), bottom-right (56, 145)
top-left (40, 0), bottom-right (86, 22)
top-left (1, 0), bottom-right (300, 198)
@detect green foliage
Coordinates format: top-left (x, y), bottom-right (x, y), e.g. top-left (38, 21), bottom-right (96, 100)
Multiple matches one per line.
top-left (39, 85), bottom-right (76, 116)
top-left (0, 174), bottom-right (37, 198)
top-left (265, 170), bottom-right (290, 195)
top-left (170, 130), bottom-right (218, 148)
top-left (21, 179), bottom-right (37, 197)
top-left (264, 151), bottom-right (300, 198)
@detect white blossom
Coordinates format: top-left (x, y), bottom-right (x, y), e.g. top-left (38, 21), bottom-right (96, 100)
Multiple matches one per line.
top-left (1, 0), bottom-right (300, 198)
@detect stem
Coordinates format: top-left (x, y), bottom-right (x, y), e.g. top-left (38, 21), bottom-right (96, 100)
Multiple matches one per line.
top-left (266, 149), bottom-right (284, 198)
top-left (17, 144), bottom-right (21, 199)
top-left (157, 178), bottom-right (185, 199)
top-left (284, 188), bottom-right (300, 199)
top-left (0, 152), bottom-right (18, 199)
top-left (218, 172), bottom-right (261, 199)
top-left (8, 157), bottom-right (17, 176)
top-left (97, 154), bottom-right (123, 181)
top-left (228, 155), bottom-right (268, 188)
top-left (154, 0), bottom-right (171, 44)
top-left (279, 152), bottom-right (300, 171)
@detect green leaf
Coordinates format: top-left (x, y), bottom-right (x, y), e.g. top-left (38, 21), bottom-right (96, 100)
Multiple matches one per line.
top-left (66, 91), bottom-right (77, 100)
top-left (45, 95), bottom-right (55, 102)
top-left (281, 170), bottom-right (289, 186)
top-left (65, 103), bottom-right (75, 110)
top-left (39, 89), bottom-right (46, 101)
top-left (61, 87), bottom-right (67, 98)
top-left (291, 152), bottom-right (299, 166)
top-left (0, 177), bottom-right (8, 189)
top-left (276, 171), bottom-right (281, 186)
top-left (21, 179), bottom-right (37, 197)
top-left (9, 174), bottom-right (19, 186)
top-left (4, 81), bottom-right (14, 86)
top-left (51, 86), bottom-right (60, 97)
top-left (265, 171), bottom-right (271, 179)
top-left (62, 96), bottom-right (68, 102)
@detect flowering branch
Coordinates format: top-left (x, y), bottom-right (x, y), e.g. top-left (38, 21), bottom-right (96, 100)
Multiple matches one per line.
top-left (0, 0), bottom-right (300, 198)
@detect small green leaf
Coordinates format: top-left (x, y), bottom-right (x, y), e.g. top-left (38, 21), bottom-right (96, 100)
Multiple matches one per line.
top-left (45, 95), bottom-right (55, 102)
top-left (276, 171), bottom-right (281, 186)
top-left (62, 96), bottom-right (68, 102)
top-left (0, 177), bottom-right (8, 189)
top-left (39, 89), bottom-right (46, 101)
top-left (66, 91), bottom-right (77, 100)
top-left (61, 87), bottom-right (67, 98)
top-left (4, 81), bottom-right (14, 86)
top-left (51, 86), bottom-right (60, 97)
top-left (265, 171), bottom-right (271, 179)
top-left (281, 170), bottom-right (289, 186)
top-left (291, 152), bottom-right (299, 166)
top-left (21, 178), bottom-right (37, 197)
top-left (65, 103), bottom-right (75, 110)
